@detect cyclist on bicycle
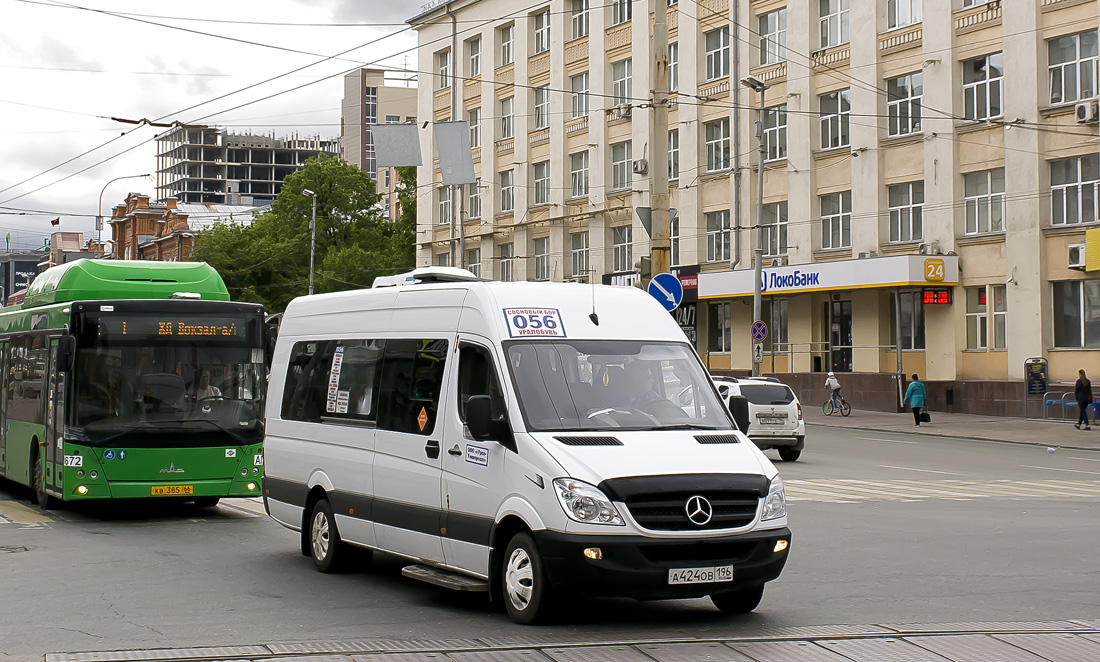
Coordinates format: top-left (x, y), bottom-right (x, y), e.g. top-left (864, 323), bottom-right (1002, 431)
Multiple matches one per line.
top-left (825, 371), bottom-right (842, 409)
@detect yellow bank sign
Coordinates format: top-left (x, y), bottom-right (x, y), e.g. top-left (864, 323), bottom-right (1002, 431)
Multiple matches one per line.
top-left (1087, 228), bottom-right (1100, 272)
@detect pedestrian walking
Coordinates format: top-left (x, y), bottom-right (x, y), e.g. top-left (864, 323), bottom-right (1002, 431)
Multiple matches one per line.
top-left (1074, 369), bottom-right (1093, 430)
top-left (903, 374), bottom-right (927, 427)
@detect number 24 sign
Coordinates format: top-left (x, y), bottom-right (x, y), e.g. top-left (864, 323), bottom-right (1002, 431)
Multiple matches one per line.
top-left (924, 258), bottom-right (945, 282)
top-left (503, 308), bottom-right (567, 338)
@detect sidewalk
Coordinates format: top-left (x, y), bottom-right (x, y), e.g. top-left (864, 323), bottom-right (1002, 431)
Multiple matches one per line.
top-left (804, 405), bottom-right (1100, 451)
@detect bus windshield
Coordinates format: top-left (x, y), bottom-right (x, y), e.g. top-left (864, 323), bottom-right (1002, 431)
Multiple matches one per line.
top-left (504, 340), bottom-right (733, 432)
top-left (71, 311), bottom-right (264, 447)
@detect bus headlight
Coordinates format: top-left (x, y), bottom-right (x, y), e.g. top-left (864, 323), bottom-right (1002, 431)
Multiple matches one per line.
top-left (761, 475), bottom-right (786, 521)
top-left (76, 485), bottom-right (88, 495)
top-left (553, 479), bottom-right (624, 526)
top-left (246, 482), bottom-right (257, 491)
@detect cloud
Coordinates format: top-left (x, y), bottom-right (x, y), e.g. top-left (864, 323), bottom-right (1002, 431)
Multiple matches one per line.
top-left (329, 0), bottom-right (419, 24)
top-left (33, 35), bottom-right (103, 71)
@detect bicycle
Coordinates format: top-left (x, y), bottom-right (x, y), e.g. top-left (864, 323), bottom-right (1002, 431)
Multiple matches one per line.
top-left (822, 395), bottom-right (852, 417)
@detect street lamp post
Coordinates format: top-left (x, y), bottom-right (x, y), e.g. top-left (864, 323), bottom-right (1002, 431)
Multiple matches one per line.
top-left (303, 189), bottom-right (317, 296)
top-left (98, 173), bottom-right (150, 256)
top-left (741, 75), bottom-right (769, 378)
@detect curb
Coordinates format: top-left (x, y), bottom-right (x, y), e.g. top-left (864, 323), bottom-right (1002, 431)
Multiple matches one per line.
top-left (805, 420), bottom-right (1100, 452)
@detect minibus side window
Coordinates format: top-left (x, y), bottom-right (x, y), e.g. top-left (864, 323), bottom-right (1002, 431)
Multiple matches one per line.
top-left (376, 339), bottom-right (448, 436)
top-left (457, 344), bottom-right (505, 422)
top-left (281, 341), bottom-right (336, 422)
top-left (322, 340), bottom-right (385, 422)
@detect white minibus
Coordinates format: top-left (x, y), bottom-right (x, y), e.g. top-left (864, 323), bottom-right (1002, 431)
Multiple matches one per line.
top-left (263, 267), bottom-right (790, 623)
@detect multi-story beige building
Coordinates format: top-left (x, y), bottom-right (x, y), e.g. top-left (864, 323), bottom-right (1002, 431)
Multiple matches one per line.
top-left (412, 0), bottom-right (1100, 415)
top-left (340, 68), bottom-right (418, 220)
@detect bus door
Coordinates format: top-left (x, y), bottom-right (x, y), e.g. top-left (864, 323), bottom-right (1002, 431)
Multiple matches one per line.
top-left (43, 337), bottom-right (62, 497)
top-left (0, 339), bottom-right (7, 477)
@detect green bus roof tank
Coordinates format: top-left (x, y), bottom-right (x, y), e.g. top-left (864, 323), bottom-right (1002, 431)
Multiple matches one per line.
top-left (22, 259), bottom-right (230, 308)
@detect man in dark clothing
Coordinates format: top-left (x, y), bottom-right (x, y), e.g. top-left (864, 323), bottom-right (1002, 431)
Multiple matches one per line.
top-left (1075, 369), bottom-right (1093, 430)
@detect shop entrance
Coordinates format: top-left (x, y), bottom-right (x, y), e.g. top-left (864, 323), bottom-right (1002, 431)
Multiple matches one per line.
top-left (830, 300), bottom-right (853, 373)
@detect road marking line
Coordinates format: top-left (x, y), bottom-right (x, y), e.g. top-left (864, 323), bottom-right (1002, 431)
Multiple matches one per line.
top-left (1012, 480), bottom-right (1100, 496)
top-left (856, 437), bottom-right (919, 445)
top-left (1066, 456), bottom-right (1100, 463)
top-left (0, 500), bottom-right (52, 525)
top-left (855, 480), bottom-right (986, 498)
top-left (880, 464), bottom-right (968, 476)
top-left (222, 498), bottom-right (266, 515)
top-left (1020, 465), bottom-right (1100, 476)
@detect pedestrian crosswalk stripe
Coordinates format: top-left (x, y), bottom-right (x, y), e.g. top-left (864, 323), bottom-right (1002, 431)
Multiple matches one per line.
top-left (0, 499), bottom-right (53, 525)
top-left (785, 479), bottom-right (1100, 502)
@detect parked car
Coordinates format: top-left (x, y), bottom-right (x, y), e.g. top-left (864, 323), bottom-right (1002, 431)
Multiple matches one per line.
top-left (711, 378), bottom-right (805, 462)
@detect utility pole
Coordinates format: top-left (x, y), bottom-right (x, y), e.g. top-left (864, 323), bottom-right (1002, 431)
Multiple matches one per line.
top-left (303, 189), bottom-right (317, 295)
top-left (741, 75), bottom-right (769, 377)
top-left (648, 0), bottom-right (671, 276)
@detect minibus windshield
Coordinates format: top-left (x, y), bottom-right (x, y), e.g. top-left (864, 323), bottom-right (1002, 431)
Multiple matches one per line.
top-left (504, 340), bottom-right (734, 432)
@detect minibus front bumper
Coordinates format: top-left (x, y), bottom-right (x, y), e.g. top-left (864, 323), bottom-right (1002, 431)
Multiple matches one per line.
top-left (533, 527), bottom-right (791, 600)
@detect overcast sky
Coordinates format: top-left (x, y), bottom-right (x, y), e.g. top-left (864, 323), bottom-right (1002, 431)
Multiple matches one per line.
top-left (0, 0), bottom-right (420, 250)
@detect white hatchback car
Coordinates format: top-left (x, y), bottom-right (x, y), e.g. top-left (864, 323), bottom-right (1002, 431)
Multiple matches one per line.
top-left (712, 378), bottom-right (805, 462)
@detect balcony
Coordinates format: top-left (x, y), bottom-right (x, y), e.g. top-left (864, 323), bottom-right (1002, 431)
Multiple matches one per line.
top-left (812, 45), bottom-right (850, 69)
top-left (565, 116), bottom-right (589, 135)
top-left (565, 37), bottom-right (588, 66)
top-left (879, 24), bottom-right (922, 56)
top-left (955, 2), bottom-right (1001, 34)
top-left (496, 138), bottom-right (514, 156)
top-left (606, 22), bottom-right (631, 52)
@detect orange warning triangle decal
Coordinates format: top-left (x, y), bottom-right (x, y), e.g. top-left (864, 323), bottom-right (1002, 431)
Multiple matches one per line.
top-left (417, 407), bottom-right (428, 432)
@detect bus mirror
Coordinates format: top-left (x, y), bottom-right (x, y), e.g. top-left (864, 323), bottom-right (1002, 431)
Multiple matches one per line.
top-left (466, 395), bottom-right (494, 441)
top-left (57, 335), bottom-right (77, 372)
top-left (729, 395), bottom-right (750, 434)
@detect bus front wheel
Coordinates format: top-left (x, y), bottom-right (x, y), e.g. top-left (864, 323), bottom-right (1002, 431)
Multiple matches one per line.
top-left (32, 452), bottom-right (60, 510)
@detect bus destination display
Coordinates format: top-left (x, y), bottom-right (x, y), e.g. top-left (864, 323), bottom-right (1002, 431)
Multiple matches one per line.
top-left (91, 315), bottom-right (249, 340)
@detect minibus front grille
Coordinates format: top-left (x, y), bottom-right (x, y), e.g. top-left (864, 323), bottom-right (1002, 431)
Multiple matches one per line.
top-left (625, 494), bottom-right (759, 531)
top-left (638, 540), bottom-right (760, 564)
top-left (554, 436), bottom-right (624, 446)
top-left (695, 434), bottom-right (739, 444)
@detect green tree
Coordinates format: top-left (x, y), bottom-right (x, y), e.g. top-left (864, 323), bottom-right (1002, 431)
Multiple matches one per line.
top-left (192, 156), bottom-right (416, 312)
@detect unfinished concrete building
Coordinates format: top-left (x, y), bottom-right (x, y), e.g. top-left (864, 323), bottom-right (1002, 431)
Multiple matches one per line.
top-left (155, 126), bottom-right (339, 205)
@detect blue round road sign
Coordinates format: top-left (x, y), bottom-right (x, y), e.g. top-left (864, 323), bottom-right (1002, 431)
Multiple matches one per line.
top-left (751, 320), bottom-right (768, 342)
top-left (648, 272), bottom-right (684, 312)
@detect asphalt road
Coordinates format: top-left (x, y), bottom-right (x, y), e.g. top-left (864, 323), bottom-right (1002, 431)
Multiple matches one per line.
top-left (1, 425), bottom-right (1098, 659)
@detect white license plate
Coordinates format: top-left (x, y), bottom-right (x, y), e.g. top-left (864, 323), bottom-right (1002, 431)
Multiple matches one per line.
top-left (668, 565), bottom-right (733, 585)
top-left (758, 417), bottom-right (786, 425)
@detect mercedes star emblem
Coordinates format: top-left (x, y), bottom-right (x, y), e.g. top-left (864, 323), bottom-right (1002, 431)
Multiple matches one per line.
top-left (685, 495), bottom-right (713, 526)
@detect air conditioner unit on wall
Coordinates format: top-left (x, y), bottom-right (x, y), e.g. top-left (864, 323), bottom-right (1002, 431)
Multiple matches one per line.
top-left (1076, 99), bottom-right (1099, 124)
top-left (632, 158), bottom-right (649, 175)
top-left (1069, 243), bottom-right (1087, 269)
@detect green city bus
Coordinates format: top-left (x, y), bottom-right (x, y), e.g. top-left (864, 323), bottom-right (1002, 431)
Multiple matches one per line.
top-left (0, 259), bottom-right (266, 508)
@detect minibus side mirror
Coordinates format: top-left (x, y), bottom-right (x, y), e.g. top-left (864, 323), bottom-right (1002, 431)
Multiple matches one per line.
top-left (57, 335), bottom-right (77, 373)
top-left (466, 395), bottom-right (496, 441)
top-left (729, 395), bottom-right (750, 434)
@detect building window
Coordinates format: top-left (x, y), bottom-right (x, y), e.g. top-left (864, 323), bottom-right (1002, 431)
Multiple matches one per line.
top-left (533, 237), bottom-right (550, 280)
top-left (571, 231), bottom-right (590, 278)
top-left (436, 50), bottom-right (451, 89)
top-left (963, 0), bottom-right (991, 5)
top-left (670, 214), bottom-right (680, 267)
top-left (704, 27), bottom-right (730, 81)
top-left (820, 0), bottom-right (849, 48)
top-left (532, 161), bottom-right (550, 205)
top-left (762, 202), bottom-right (788, 256)
top-left (500, 243), bottom-right (514, 282)
top-left (534, 10), bottom-right (550, 54)
top-left (966, 287), bottom-right (990, 350)
top-left (534, 86), bottom-right (550, 129)
top-left (500, 24), bottom-right (514, 65)
top-left (759, 9), bottom-right (787, 65)
top-left (888, 181), bottom-right (924, 242)
top-left (500, 169), bottom-right (514, 213)
top-left (890, 291), bottom-right (926, 350)
top-left (468, 180), bottom-right (481, 219)
top-left (612, 226), bottom-right (633, 273)
top-left (612, 0), bottom-right (632, 26)
top-left (710, 302), bottom-right (732, 352)
top-left (469, 108), bottom-right (480, 148)
top-left (1049, 31), bottom-right (1098, 105)
top-left (612, 141), bottom-right (632, 190)
top-left (762, 299), bottom-right (789, 353)
top-left (435, 252), bottom-right (451, 267)
top-left (468, 37), bottom-right (481, 77)
top-left (820, 89), bottom-right (850, 149)
top-left (888, 0), bottom-right (921, 30)
top-left (820, 191), bottom-right (851, 249)
top-left (668, 128), bottom-right (679, 180)
top-left (668, 42), bottom-right (679, 92)
top-left (1051, 155), bottom-right (1100, 225)
top-left (466, 248), bottom-right (481, 277)
top-left (572, 0), bottom-right (589, 39)
top-left (764, 106), bottom-right (787, 162)
top-left (1054, 280), bottom-right (1100, 348)
top-left (963, 52), bottom-right (1003, 121)
top-left (706, 210), bottom-right (731, 262)
top-left (612, 58), bottom-right (632, 105)
top-left (571, 151), bottom-right (589, 197)
top-left (438, 187), bottom-right (452, 225)
top-left (964, 168), bottom-right (1005, 234)
top-left (501, 96), bottom-right (514, 138)
top-left (887, 72), bottom-right (923, 136)
top-left (363, 86), bottom-right (378, 174)
top-left (571, 72), bottom-right (589, 118)
top-left (386, 115), bottom-right (399, 124)
top-left (705, 118), bottom-right (731, 172)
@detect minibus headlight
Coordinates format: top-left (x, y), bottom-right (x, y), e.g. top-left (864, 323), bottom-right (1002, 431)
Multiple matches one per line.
top-left (761, 475), bottom-right (786, 521)
top-left (553, 479), bottom-right (624, 526)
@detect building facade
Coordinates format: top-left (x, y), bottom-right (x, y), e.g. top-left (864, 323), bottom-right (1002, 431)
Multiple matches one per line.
top-left (109, 193), bottom-right (263, 262)
top-left (340, 68), bottom-right (418, 220)
top-left (156, 126), bottom-right (338, 205)
top-left (412, 0), bottom-right (1100, 414)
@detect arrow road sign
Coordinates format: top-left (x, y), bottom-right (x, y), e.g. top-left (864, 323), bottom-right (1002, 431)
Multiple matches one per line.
top-left (751, 320), bottom-right (768, 342)
top-left (753, 342), bottom-right (764, 364)
top-left (648, 272), bottom-right (684, 312)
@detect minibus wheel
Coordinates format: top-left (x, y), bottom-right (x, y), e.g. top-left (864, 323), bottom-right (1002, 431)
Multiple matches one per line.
top-left (309, 498), bottom-right (347, 572)
top-left (502, 532), bottom-right (554, 624)
top-left (711, 585), bottom-right (764, 613)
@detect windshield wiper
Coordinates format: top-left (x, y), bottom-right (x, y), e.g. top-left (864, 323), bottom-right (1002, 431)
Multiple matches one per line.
top-left (649, 423), bottom-right (722, 430)
top-left (86, 422), bottom-right (158, 446)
